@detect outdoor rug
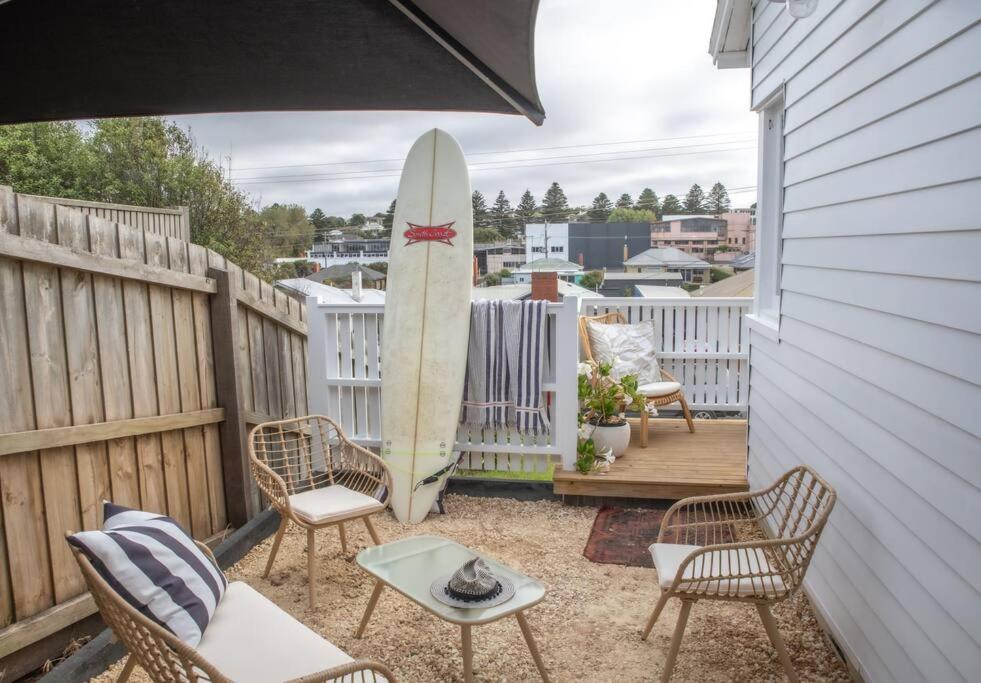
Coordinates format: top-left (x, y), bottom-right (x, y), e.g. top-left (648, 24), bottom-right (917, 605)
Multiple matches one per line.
top-left (583, 506), bottom-right (734, 568)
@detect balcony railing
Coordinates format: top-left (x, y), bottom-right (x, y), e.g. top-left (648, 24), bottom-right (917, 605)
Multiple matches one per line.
top-left (306, 296), bottom-right (749, 473)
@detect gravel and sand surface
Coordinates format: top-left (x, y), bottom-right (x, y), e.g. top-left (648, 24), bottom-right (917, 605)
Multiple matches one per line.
top-left (94, 495), bottom-right (850, 682)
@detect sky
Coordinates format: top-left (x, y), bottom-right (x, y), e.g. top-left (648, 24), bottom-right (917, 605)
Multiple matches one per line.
top-left (172, 1), bottom-right (757, 220)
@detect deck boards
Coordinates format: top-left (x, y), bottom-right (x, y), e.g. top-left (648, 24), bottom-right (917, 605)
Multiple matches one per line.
top-left (553, 418), bottom-right (748, 499)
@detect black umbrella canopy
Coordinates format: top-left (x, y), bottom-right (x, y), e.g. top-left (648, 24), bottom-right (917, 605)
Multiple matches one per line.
top-left (0, 0), bottom-right (545, 126)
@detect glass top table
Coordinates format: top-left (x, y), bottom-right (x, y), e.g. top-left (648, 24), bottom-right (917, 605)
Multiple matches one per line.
top-left (355, 535), bottom-right (550, 682)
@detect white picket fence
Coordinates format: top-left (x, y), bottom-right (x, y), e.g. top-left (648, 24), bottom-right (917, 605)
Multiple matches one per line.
top-left (306, 296), bottom-right (749, 473)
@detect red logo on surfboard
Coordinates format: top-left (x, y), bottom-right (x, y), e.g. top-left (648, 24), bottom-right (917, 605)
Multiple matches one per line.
top-left (404, 222), bottom-right (457, 246)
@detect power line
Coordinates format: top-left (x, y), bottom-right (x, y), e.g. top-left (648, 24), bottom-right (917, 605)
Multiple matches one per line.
top-left (230, 130), bottom-right (756, 173)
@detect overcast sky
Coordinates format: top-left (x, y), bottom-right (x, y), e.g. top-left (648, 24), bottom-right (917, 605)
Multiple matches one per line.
top-left (172, 1), bottom-right (757, 219)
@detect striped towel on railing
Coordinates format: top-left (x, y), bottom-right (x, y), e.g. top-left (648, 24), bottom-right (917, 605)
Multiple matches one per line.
top-left (460, 299), bottom-right (550, 435)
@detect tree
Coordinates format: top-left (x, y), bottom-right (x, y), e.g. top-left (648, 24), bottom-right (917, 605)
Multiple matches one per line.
top-left (382, 199), bottom-right (396, 232)
top-left (588, 192), bottom-right (614, 221)
top-left (499, 268), bottom-right (512, 279)
top-left (473, 227), bottom-right (503, 243)
top-left (710, 267), bottom-right (734, 283)
top-left (349, 213), bottom-right (367, 226)
top-left (615, 193), bottom-right (633, 209)
top-left (607, 207), bottom-right (658, 223)
top-left (683, 184), bottom-right (707, 214)
top-left (484, 272), bottom-right (502, 286)
top-left (580, 270), bottom-right (604, 290)
top-left (471, 190), bottom-right (490, 228)
top-left (367, 261), bottom-right (389, 275)
top-left (259, 203), bottom-right (314, 257)
top-left (707, 182), bottom-right (731, 215)
top-left (309, 208), bottom-right (331, 241)
top-left (540, 182), bottom-right (571, 222)
top-left (516, 189), bottom-right (538, 226)
top-left (490, 190), bottom-right (514, 237)
top-left (635, 188), bottom-right (660, 217)
top-left (661, 193), bottom-right (683, 215)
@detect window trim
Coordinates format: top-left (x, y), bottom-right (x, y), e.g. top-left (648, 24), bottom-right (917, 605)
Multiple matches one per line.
top-left (753, 86), bottom-right (786, 338)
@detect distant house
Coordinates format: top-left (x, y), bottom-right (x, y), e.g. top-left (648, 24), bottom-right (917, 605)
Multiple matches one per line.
top-left (728, 252), bottom-right (754, 271)
top-left (691, 269), bottom-right (754, 298)
top-left (597, 271), bottom-right (685, 297)
top-left (512, 257), bottom-right (583, 283)
top-left (474, 243), bottom-right (526, 275)
top-left (274, 278), bottom-right (386, 304)
top-left (472, 280), bottom-right (599, 301)
top-left (623, 246), bottom-right (711, 283)
top-left (307, 262), bottom-right (386, 289)
top-left (307, 236), bottom-right (390, 268)
top-left (634, 284), bottom-right (690, 298)
top-left (651, 215), bottom-right (726, 257)
top-left (524, 222), bottom-right (651, 270)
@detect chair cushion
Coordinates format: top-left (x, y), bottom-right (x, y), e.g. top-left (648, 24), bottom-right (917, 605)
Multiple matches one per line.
top-left (650, 543), bottom-right (787, 598)
top-left (289, 485), bottom-right (384, 524)
top-left (66, 502), bottom-right (227, 647)
top-left (637, 381), bottom-right (682, 398)
top-left (586, 319), bottom-right (662, 385)
top-left (198, 582), bottom-right (383, 682)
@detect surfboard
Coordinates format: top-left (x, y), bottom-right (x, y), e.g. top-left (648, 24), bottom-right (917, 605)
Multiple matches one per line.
top-left (381, 129), bottom-right (473, 524)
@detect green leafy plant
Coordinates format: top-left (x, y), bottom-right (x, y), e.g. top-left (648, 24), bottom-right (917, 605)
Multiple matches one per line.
top-left (577, 360), bottom-right (643, 427)
top-left (575, 435), bottom-right (596, 474)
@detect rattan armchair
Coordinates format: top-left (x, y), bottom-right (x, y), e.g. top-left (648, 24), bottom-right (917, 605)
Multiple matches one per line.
top-left (578, 312), bottom-right (695, 447)
top-left (249, 415), bottom-right (393, 607)
top-left (69, 540), bottom-right (395, 683)
top-left (641, 465), bottom-right (836, 682)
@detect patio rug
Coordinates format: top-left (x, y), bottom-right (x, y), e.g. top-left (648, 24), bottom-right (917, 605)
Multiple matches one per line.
top-left (583, 506), bottom-right (733, 568)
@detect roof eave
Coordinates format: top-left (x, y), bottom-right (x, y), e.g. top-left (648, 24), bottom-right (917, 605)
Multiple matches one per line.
top-left (708, 0), bottom-right (752, 69)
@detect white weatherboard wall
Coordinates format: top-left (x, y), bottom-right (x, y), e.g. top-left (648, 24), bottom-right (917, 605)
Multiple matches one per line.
top-left (742, 1), bottom-right (981, 681)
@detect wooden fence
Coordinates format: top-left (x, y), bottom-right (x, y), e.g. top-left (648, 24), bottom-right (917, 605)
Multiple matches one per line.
top-left (0, 187), bottom-right (305, 670)
top-left (19, 192), bottom-right (190, 241)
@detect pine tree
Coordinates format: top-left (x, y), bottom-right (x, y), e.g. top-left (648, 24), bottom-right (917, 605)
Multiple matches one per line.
top-left (635, 188), bottom-right (660, 217)
top-left (516, 189), bottom-right (538, 226)
top-left (540, 182), bottom-right (570, 222)
top-left (589, 192), bottom-right (614, 221)
top-left (683, 184), bottom-right (707, 214)
top-left (615, 193), bottom-right (633, 209)
top-left (490, 190), bottom-right (514, 237)
top-left (471, 190), bottom-right (490, 227)
top-left (707, 182), bottom-right (731, 215)
top-left (382, 199), bottom-right (396, 231)
top-left (661, 194), bottom-right (683, 215)
top-left (309, 208), bottom-right (330, 241)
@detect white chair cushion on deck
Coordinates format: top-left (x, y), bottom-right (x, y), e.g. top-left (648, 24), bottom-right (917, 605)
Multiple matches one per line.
top-left (650, 543), bottom-right (787, 598)
top-left (198, 582), bottom-right (384, 682)
top-left (586, 319), bottom-right (662, 385)
top-left (289, 485), bottom-right (383, 524)
top-left (637, 381), bottom-right (682, 398)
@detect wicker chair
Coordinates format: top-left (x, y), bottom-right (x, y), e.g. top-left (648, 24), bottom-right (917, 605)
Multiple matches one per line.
top-left (69, 540), bottom-right (395, 682)
top-left (641, 465), bottom-right (836, 682)
top-left (249, 415), bottom-right (393, 607)
top-left (578, 312), bottom-right (695, 447)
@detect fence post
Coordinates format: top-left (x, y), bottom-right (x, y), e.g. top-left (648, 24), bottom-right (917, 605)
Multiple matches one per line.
top-left (305, 296), bottom-right (327, 416)
top-left (209, 268), bottom-right (256, 526)
top-left (552, 296), bottom-right (581, 471)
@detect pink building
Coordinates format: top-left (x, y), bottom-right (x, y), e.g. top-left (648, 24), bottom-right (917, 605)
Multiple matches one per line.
top-left (650, 215), bottom-right (725, 258)
top-left (720, 209), bottom-right (755, 252)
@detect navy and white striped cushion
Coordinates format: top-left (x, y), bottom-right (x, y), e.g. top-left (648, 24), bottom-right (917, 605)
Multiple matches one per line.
top-left (67, 502), bottom-right (227, 646)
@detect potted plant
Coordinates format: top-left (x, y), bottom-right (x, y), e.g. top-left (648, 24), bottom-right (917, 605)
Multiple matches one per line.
top-left (577, 360), bottom-right (643, 457)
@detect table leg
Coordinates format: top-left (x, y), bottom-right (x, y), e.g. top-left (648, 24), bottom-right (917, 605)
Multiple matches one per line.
top-left (516, 611), bottom-right (550, 682)
top-left (355, 580), bottom-right (384, 638)
top-left (461, 624), bottom-right (474, 683)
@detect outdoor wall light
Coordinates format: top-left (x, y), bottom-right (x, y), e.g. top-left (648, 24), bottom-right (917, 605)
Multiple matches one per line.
top-left (769, 0), bottom-right (818, 19)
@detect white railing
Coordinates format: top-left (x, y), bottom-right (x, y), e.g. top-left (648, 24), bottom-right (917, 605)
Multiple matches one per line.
top-left (306, 297), bottom-right (580, 473)
top-left (306, 296), bottom-right (749, 473)
top-left (580, 297), bottom-right (751, 411)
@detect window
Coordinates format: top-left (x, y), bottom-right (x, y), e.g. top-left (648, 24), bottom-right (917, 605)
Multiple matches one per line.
top-left (753, 91), bottom-right (785, 335)
top-left (550, 245), bottom-right (563, 253)
top-left (532, 246), bottom-right (545, 253)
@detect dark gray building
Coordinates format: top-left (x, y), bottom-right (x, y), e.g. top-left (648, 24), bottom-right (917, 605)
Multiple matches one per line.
top-left (525, 222), bottom-right (652, 271)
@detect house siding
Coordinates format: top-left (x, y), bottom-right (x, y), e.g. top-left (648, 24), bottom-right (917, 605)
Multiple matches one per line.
top-left (746, 1), bottom-right (981, 682)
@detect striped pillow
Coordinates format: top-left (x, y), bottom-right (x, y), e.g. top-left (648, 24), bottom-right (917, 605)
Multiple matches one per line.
top-left (67, 502), bottom-right (227, 646)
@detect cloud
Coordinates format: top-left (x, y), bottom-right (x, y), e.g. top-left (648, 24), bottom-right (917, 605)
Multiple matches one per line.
top-left (173, 0), bottom-right (757, 221)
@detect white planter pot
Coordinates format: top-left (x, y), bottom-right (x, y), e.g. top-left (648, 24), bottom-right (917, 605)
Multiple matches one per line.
top-left (589, 422), bottom-right (631, 457)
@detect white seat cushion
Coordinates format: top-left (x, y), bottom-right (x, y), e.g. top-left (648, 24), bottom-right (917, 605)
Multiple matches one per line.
top-left (289, 485), bottom-right (383, 524)
top-left (198, 582), bottom-right (385, 682)
top-left (637, 381), bottom-right (681, 398)
top-left (650, 543), bottom-right (787, 598)
top-left (586, 319), bottom-right (662, 384)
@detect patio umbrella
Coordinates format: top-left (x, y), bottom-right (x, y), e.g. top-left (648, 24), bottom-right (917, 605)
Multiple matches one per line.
top-left (0, 0), bottom-right (545, 125)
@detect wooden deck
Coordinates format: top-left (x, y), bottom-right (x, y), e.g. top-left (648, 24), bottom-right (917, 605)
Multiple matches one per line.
top-left (553, 418), bottom-right (748, 500)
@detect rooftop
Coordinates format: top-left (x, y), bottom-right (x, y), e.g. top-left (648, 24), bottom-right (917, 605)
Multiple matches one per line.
top-left (514, 257), bottom-right (584, 273)
top-left (693, 269), bottom-right (755, 297)
top-left (624, 247), bottom-right (711, 269)
top-left (307, 262), bottom-right (387, 283)
top-left (635, 284), bottom-right (691, 298)
top-left (602, 270), bottom-right (684, 281)
top-left (472, 280), bottom-right (600, 300)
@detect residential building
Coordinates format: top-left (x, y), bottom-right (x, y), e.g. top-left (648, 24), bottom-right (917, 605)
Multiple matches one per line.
top-left (307, 236), bottom-right (390, 268)
top-left (471, 279), bottom-right (599, 301)
top-left (710, 1), bottom-right (981, 680)
top-left (634, 284), bottom-right (690, 298)
top-left (691, 269), bottom-right (754, 298)
top-left (474, 242), bottom-right (526, 275)
top-left (650, 215), bottom-right (726, 257)
top-left (306, 262), bottom-right (386, 289)
top-left (720, 208), bottom-right (755, 251)
top-left (275, 278), bottom-right (386, 304)
top-left (623, 246), bottom-right (711, 283)
top-left (524, 222), bottom-right (652, 270)
top-left (511, 256), bottom-right (583, 284)
top-left (597, 271), bottom-right (685, 297)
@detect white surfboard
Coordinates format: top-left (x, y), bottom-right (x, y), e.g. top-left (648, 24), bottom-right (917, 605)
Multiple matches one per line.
top-left (381, 129), bottom-right (473, 524)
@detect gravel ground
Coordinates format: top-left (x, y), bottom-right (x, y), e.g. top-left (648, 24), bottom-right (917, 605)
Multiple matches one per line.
top-left (94, 495), bottom-right (850, 682)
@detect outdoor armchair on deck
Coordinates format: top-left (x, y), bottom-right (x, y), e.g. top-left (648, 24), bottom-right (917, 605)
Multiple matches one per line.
top-left (69, 540), bottom-right (395, 683)
top-left (579, 312), bottom-right (695, 446)
top-left (642, 465), bottom-right (836, 682)
top-left (249, 415), bottom-right (393, 607)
